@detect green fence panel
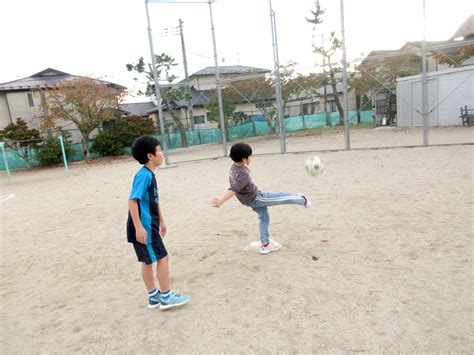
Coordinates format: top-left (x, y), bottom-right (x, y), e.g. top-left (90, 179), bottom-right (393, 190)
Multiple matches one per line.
top-left (284, 116), bottom-right (305, 132)
top-left (228, 122), bottom-right (255, 140)
top-left (69, 142), bottom-right (100, 160)
top-left (69, 143), bottom-right (85, 161)
top-left (254, 121), bottom-right (271, 136)
top-left (360, 110), bottom-right (375, 124)
top-left (166, 133), bottom-right (181, 149)
top-left (336, 110), bottom-right (374, 125)
top-left (198, 129), bottom-right (222, 144)
top-left (185, 131), bottom-right (205, 146)
top-left (1, 110), bottom-right (374, 171)
top-left (304, 113), bottom-right (328, 128)
top-left (0, 148), bottom-right (38, 170)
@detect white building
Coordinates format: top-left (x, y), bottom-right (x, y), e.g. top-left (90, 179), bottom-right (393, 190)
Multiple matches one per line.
top-left (396, 65), bottom-right (474, 126)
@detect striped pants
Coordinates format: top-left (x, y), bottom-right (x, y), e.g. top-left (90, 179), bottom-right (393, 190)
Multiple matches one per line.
top-left (249, 190), bottom-right (305, 244)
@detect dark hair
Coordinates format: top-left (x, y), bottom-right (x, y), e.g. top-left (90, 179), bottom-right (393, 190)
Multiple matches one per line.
top-left (131, 136), bottom-right (161, 164)
top-left (230, 142), bottom-right (252, 162)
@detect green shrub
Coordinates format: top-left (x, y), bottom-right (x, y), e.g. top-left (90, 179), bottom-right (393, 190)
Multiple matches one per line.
top-left (36, 137), bottom-right (73, 166)
top-left (92, 116), bottom-right (155, 156)
top-left (91, 132), bottom-right (124, 156)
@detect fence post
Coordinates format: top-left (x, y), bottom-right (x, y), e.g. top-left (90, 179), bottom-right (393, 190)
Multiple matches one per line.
top-left (0, 142), bottom-right (12, 184)
top-left (58, 136), bottom-right (69, 177)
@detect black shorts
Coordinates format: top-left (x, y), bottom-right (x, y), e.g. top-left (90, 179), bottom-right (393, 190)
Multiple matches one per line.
top-left (132, 237), bottom-right (168, 265)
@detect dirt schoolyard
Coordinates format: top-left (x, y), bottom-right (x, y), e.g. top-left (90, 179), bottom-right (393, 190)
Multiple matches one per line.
top-left (1, 126), bottom-right (473, 353)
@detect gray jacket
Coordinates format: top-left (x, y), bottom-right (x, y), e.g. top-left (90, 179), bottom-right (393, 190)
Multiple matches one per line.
top-left (228, 164), bottom-right (257, 206)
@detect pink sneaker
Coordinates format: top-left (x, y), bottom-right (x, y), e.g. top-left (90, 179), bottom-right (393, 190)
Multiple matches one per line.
top-left (259, 239), bottom-right (281, 255)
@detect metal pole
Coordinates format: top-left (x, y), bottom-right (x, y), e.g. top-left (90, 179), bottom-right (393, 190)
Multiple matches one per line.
top-left (421, 0), bottom-right (429, 146)
top-left (208, 0), bottom-right (227, 156)
top-left (145, 0), bottom-right (170, 165)
top-left (269, 0), bottom-right (286, 154)
top-left (0, 142), bottom-right (12, 184)
top-left (322, 34), bottom-right (329, 126)
top-left (179, 19), bottom-right (195, 131)
top-left (340, 0), bottom-right (351, 150)
top-left (58, 135), bottom-right (69, 177)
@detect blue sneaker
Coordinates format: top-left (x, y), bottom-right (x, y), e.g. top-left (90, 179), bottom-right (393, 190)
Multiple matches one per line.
top-left (148, 291), bottom-right (161, 309)
top-left (160, 291), bottom-right (190, 310)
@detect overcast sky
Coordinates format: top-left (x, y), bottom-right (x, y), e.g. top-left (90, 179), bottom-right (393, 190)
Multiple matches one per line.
top-left (1, 0), bottom-right (472, 101)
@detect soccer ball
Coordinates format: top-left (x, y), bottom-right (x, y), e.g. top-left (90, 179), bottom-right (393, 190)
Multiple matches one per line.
top-left (305, 156), bottom-right (324, 176)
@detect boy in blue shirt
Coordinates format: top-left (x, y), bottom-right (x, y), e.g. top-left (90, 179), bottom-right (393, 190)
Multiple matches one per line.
top-left (127, 136), bottom-right (189, 310)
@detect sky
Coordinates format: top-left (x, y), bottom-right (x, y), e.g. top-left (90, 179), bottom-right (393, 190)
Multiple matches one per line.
top-left (1, 0), bottom-right (472, 101)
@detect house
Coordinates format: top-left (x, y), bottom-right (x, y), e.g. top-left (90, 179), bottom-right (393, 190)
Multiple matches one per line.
top-left (0, 68), bottom-right (74, 131)
top-left (285, 82), bottom-right (357, 117)
top-left (119, 101), bottom-right (156, 117)
top-left (0, 68), bottom-right (125, 142)
top-left (188, 65), bottom-right (270, 90)
top-left (146, 66), bottom-right (273, 130)
top-left (359, 15), bottom-right (474, 125)
top-left (451, 14), bottom-right (474, 41)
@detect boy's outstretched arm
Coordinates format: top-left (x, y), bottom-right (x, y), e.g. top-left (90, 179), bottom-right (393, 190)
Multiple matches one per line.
top-left (129, 199), bottom-right (148, 244)
top-left (211, 190), bottom-right (235, 208)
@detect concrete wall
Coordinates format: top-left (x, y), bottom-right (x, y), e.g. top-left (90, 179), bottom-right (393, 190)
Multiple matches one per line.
top-left (0, 93), bottom-right (11, 128)
top-left (397, 65), bottom-right (474, 126)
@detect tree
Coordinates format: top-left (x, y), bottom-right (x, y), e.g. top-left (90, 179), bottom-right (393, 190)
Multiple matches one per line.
top-left (434, 44), bottom-right (474, 67)
top-left (306, 1), bottom-right (345, 125)
top-left (92, 116), bottom-right (155, 156)
top-left (0, 118), bottom-right (42, 168)
top-left (352, 53), bottom-right (420, 124)
top-left (126, 55), bottom-right (190, 147)
top-left (204, 97), bottom-right (236, 137)
top-left (39, 77), bottom-right (125, 159)
top-left (222, 62), bottom-right (309, 133)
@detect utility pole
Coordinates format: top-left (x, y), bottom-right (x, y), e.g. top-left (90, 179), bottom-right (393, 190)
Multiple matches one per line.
top-left (145, 0), bottom-right (169, 164)
top-left (178, 19), bottom-right (195, 130)
top-left (208, 0), bottom-right (227, 156)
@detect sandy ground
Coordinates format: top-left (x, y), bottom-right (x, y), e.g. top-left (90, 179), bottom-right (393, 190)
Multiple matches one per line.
top-left (1, 126), bottom-right (473, 353)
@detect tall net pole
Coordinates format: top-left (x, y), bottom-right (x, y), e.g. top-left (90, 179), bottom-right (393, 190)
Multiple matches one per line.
top-left (269, 0), bottom-right (286, 154)
top-left (340, 0), bottom-right (351, 150)
top-left (421, 0), bottom-right (429, 146)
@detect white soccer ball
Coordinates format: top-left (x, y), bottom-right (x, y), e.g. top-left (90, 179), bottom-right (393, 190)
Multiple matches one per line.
top-left (305, 156), bottom-right (324, 176)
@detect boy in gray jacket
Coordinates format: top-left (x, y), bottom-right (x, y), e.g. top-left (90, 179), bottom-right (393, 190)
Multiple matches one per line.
top-left (211, 142), bottom-right (311, 254)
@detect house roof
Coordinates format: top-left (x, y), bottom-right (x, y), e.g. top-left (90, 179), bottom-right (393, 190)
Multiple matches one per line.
top-left (190, 65), bottom-right (271, 77)
top-left (0, 68), bottom-right (125, 92)
top-left (0, 68), bottom-right (74, 92)
top-left (146, 86), bottom-right (214, 113)
top-left (451, 15), bottom-right (474, 40)
top-left (119, 101), bottom-right (156, 117)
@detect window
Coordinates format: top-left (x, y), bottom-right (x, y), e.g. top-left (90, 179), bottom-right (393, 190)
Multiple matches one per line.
top-left (326, 101), bottom-right (337, 112)
top-left (27, 93), bottom-right (34, 107)
top-left (193, 116), bottom-right (205, 125)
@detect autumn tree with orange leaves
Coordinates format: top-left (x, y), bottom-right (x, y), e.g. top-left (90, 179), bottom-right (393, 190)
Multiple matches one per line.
top-left (39, 77), bottom-right (125, 158)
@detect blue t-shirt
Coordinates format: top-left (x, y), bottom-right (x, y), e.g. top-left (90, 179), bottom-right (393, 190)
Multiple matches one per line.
top-left (127, 166), bottom-right (160, 244)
